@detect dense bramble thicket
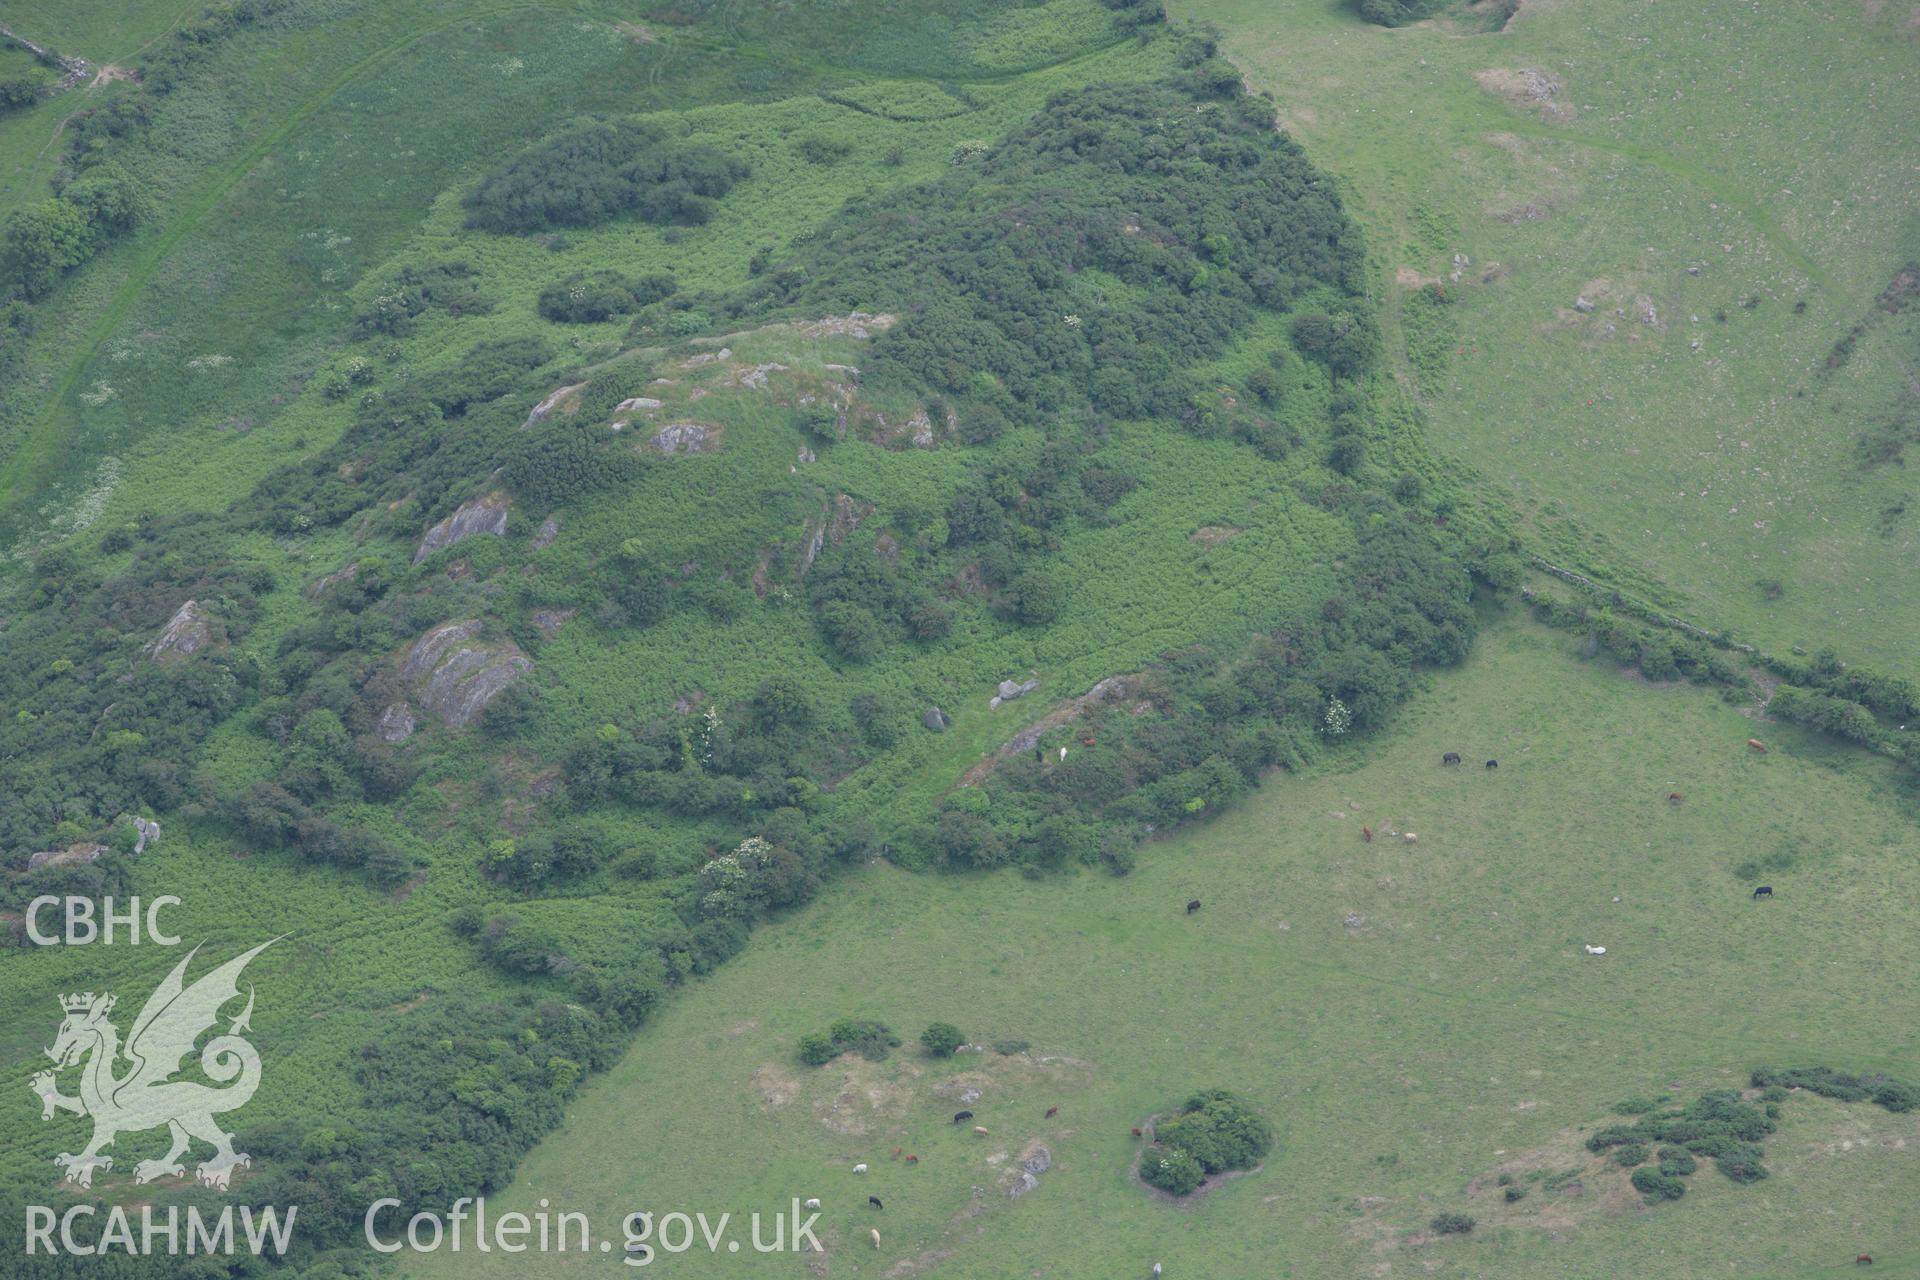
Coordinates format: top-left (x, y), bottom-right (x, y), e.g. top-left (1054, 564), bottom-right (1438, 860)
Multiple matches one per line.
top-left (704, 80), bottom-right (1365, 430)
top-left (463, 120), bottom-right (750, 234)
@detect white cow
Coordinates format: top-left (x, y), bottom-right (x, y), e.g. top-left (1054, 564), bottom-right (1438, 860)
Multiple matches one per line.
top-left (804, 1198), bottom-right (821, 1210)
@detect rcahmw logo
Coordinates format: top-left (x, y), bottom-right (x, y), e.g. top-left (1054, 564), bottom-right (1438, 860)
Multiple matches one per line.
top-left (23, 939), bottom-right (297, 1258)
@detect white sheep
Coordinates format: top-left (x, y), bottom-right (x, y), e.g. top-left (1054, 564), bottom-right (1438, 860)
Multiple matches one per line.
top-left (1583, 944), bottom-right (1607, 956)
top-left (870, 1228), bottom-right (881, 1249)
top-left (804, 1198), bottom-right (821, 1210)
top-left (1404, 832), bottom-right (1418, 844)
top-left (1059, 746), bottom-right (1068, 761)
top-left (853, 1163), bottom-right (868, 1174)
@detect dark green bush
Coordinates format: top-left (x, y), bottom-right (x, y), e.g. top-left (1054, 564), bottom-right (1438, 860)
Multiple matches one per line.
top-left (1631, 1168), bottom-right (1686, 1202)
top-left (922, 1022), bottom-right (965, 1058)
top-left (1140, 1147), bottom-right (1205, 1195)
top-left (1429, 1213), bottom-right (1474, 1235)
top-left (464, 120), bottom-right (747, 234)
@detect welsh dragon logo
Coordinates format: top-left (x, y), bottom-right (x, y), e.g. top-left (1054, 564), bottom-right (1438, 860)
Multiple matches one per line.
top-left (30, 940), bottom-right (275, 1190)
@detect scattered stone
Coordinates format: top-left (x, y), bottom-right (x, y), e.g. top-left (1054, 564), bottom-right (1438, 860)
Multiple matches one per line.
top-left (531, 514), bottom-right (562, 550)
top-left (1686, 266), bottom-right (1701, 275)
top-left (615, 397), bottom-right (663, 413)
top-left (737, 363), bottom-right (788, 390)
top-left (413, 491), bottom-right (510, 564)
top-left (1008, 1143), bottom-right (1053, 1199)
top-left (144, 601), bottom-right (213, 662)
top-left (908, 407), bottom-right (935, 449)
top-left (796, 445), bottom-right (816, 465)
top-left (1573, 296), bottom-right (1595, 313)
top-left (377, 702), bottom-right (416, 744)
top-left (922, 706), bottom-right (952, 732)
top-left (681, 347), bottom-right (733, 367)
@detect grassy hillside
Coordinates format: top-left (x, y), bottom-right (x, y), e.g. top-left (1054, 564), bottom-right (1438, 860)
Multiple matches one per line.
top-left (404, 612), bottom-right (1920, 1280)
top-left (1182, 0), bottom-right (1920, 674)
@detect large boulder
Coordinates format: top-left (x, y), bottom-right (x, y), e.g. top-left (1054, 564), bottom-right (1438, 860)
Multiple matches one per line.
top-left (401, 621), bottom-right (530, 729)
top-left (413, 492), bottom-right (510, 565)
top-left (922, 706), bottom-right (952, 732)
top-left (145, 601), bottom-right (213, 662)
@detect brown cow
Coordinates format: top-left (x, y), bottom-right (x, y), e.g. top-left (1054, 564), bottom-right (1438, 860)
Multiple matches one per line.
top-left (891, 1147), bottom-right (901, 1158)
top-left (1131, 1127), bottom-right (1144, 1138)
top-left (1045, 1105), bottom-right (1059, 1118)
top-left (1748, 739), bottom-right (1768, 753)
top-left (1361, 825), bottom-right (1373, 843)
top-left (1668, 792), bottom-right (1684, 803)
top-left (1857, 1256), bottom-right (1872, 1267)
top-left (904, 1153), bottom-right (918, 1165)
top-left (973, 1125), bottom-right (989, 1136)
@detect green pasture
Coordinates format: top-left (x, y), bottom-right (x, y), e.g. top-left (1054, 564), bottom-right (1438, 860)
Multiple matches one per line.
top-left (1183, 0), bottom-right (1920, 674)
top-left (403, 612), bottom-right (1920, 1279)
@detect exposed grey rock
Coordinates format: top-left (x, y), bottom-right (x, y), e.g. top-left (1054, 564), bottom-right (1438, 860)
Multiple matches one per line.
top-left (532, 514), bottom-right (562, 550)
top-left (651, 422), bottom-right (716, 454)
top-left (1573, 296), bottom-right (1595, 313)
top-left (996, 678), bottom-right (1040, 702)
top-left (922, 706), bottom-right (951, 732)
top-left (145, 601), bottom-right (213, 662)
top-left (681, 346), bottom-right (732, 367)
top-left (27, 843), bottom-right (106, 872)
top-left (615, 397), bottom-right (663, 413)
top-left (908, 407), bottom-right (935, 449)
top-left (523, 382), bottom-right (585, 429)
top-left (1009, 1144), bottom-right (1052, 1199)
top-left (377, 702), bottom-right (416, 743)
top-left (401, 620), bottom-right (530, 729)
top-left (413, 492), bottom-right (510, 564)
top-left (737, 362), bottom-right (788, 389)
top-left (414, 495), bottom-right (510, 564)
top-left (128, 816), bottom-right (161, 855)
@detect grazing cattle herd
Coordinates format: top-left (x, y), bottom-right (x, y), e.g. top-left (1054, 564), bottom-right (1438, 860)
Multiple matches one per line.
top-left (817, 735), bottom-right (1826, 1267)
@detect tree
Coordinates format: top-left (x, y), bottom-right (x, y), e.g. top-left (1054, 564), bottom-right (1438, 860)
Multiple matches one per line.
top-left (2, 199), bottom-right (95, 300)
top-left (798, 1032), bottom-right (837, 1066)
top-left (1011, 570), bottom-right (1068, 625)
top-left (922, 1022), bottom-right (965, 1058)
top-left (0, 77), bottom-right (42, 114)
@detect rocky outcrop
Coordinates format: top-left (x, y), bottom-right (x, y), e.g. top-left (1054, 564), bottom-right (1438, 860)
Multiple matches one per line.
top-left (990, 677), bottom-right (1040, 709)
top-left (27, 843), bottom-right (106, 872)
top-left (523, 382), bottom-right (585, 429)
top-left (1007, 1142), bottom-right (1052, 1199)
top-left (305, 561), bottom-right (358, 600)
top-left (413, 492), bottom-right (510, 564)
top-left (530, 609), bottom-right (575, 636)
top-left (377, 702), bottom-right (416, 743)
top-left (127, 816), bottom-right (160, 855)
top-left (400, 621), bottom-right (529, 729)
top-left (650, 422), bottom-right (718, 454)
top-left (144, 601), bottom-right (213, 663)
top-left (532, 514), bottom-right (562, 550)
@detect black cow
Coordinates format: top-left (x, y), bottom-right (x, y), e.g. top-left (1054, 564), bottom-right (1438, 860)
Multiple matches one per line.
top-left (1442, 752), bottom-right (1461, 766)
top-left (868, 1196), bottom-right (884, 1210)
top-left (952, 1110), bottom-right (973, 1124)
top-left (1753, 885), bottom-right (1774, 899)
top-left (1485, 759), bottom-right (1498, 770)
top-left (1186, 899), bottom-right (1202, 914)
